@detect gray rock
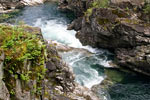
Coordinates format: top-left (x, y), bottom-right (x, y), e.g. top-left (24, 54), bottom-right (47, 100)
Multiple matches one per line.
top-left (0, 52), bottom-right (10, 100)
top-left (116, 45), bottom-right (150, 76)
top-left (61, 0), bottom-right (150, 76)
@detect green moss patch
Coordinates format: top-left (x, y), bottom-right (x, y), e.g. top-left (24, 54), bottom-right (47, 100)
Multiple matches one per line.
top-left (92, 0), bottom-right (109, 8)
top-left (118, 18), bottom-right (140, 24)
top-left (97, 18), bottom-right (110, 25)
top-left (0, 25), bottom-right (46, 97)
top-left (112, 9), bottom-right (127, 18)
top-left (143, 4), bottom-right (150, 14)
top-left (85, 0), bottom-right (109, 17)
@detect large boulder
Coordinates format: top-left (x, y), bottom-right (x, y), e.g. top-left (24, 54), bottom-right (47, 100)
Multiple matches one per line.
top-left (59, 0), bottom-right (93, 17)
top-left (61, 0), bottom-right (150, 76)
top-left (0, 0), bottom-right (46, 13)
top-left (116, 45), bottom-right (150, 76)
top-left (0, 52), bottom-right (10, 100)
top-left (75, 7), bottom-right (149, 49)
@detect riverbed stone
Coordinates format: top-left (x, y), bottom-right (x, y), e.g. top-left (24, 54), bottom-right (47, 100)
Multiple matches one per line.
top-left (0, 52), bottom-right (10, 100)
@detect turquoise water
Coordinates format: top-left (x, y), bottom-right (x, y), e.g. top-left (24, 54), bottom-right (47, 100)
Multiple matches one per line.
top-left (13, 2), bottom-right (150, 100)
top-left (15, 2), bottom-right (112, 89)
top-left (104, 69), bottom-right (150, 100)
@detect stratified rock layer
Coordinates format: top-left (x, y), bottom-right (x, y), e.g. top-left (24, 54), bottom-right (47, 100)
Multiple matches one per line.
top-left (60, 0), bottom-right (150, 76)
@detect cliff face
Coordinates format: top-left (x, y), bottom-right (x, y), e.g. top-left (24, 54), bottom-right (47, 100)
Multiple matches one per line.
top-left (0, 0), bottom-right (24, 10)
top-left (0, 24), bottom-right (70, 100)
top-left (59, 0), bottom-right (93, 17)
top-left (0, 24), bottom-right (98, 100)
top-left (60, 0), bottom-right (150, 76)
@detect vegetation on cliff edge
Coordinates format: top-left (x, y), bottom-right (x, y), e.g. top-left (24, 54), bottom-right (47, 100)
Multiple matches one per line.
top-left (0, 25), bottom-right (46, 98)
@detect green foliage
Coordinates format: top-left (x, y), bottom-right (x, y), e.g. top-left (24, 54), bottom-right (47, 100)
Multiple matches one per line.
top-left (97, 18), bottom-right (109, 25)
top-left (85, 0), bottom-right (109, 17)
top-left (86, 8), bottom-right (93, 16)
top-left (0, 14), bottom-right (10, 21)
top-left (20, 73), bottom-right (30, 81)
top-left (92, 0), bottom-right (109, 8)
top-left (0, 10), bottom-right (20, 22)
top-left (10, 90), bottom-right (15, 95)
top-left (0, 25), bottom-right (46, 96)
top-left (143, 4), bottom-right (150, 14)
top-left (36, 87), bottom-right (42, 95)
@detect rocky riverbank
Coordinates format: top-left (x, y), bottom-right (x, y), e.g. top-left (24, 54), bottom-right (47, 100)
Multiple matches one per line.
top-left (0, 0), bottom-right (44, 23)
top-left (60, 0), bottom-right (150, 76)
top-left (0, 0), bottom-right (60, 13)
top-left (0, 24), bottom-right (99, 100)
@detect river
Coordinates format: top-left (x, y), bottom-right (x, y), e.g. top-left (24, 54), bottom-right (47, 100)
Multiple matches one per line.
top-left (13, 2), bottom-right (150, 100)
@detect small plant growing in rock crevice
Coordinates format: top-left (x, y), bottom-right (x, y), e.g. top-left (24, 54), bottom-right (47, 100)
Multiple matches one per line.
top-left (92, 0), bottom-right (109, 8)
top-left (85, 0), bottom-right (110, 19)
top-left (0, 25), bottom-right (46, 97)
top-left (143, 4), bottom-right (150, 14)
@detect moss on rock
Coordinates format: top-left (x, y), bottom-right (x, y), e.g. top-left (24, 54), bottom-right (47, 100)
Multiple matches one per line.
top-left (0, 24), bottom-right (46, 98)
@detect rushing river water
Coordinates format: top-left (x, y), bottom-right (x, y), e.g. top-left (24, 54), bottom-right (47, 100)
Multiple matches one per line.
top-left (13, 2), bottom-right (150, 100)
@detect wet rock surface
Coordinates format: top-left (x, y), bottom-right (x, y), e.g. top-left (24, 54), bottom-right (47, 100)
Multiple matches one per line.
top-left (116, 45), bottom-right (150, 76)
top-left (59, 0), bottom-right (93, 17)
top-left (0, 0), bottom-right (50, 13)
top-left (0, 24), bottom-right (99, 100)
top-left (60, 0), bottom-right (150, 76)
top-left (0, 52), bottom-right (10, 100)
top-left (91, 68), bottom-right (150, 100)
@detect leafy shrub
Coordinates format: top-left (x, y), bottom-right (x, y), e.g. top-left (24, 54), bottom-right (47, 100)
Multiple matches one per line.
top-left (143, 4), bottom-right (150, 14)
top-left (92, 0), bottom-right (109, 8)
top-left (0, 25), bottom-right (46, 96)
top-left (85, 0), bottom-right (109, 16)
top-left (85, 8), bottom-right (93, 16)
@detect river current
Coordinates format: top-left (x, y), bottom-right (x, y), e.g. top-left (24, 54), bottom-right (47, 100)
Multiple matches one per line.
top-left (13, 2), bottom-right (150, 100)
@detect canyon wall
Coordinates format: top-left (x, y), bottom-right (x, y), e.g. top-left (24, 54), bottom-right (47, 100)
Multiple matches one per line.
top-left (60, 0), bottom-right (150, 76)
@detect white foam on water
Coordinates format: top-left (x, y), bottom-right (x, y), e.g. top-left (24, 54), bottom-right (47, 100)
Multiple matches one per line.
top-left (33, 18), bottom-right (111, 90)
top-left (62, 50), bottom-right (109, 89)
top-left (34, 18), bottom-right (83, 48)
top-left (15, 4), bottom-right (113, 100)
top-left (95, 55), bottom-right (113, 68)
top-left (70, 56), bottom-right (88, 66)
top-left (83, 69), bottom-right (104, 88)
top-left (33, 18), bottom-right (105, 53)
top-left (82, 46), bottom-right (101, 53)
